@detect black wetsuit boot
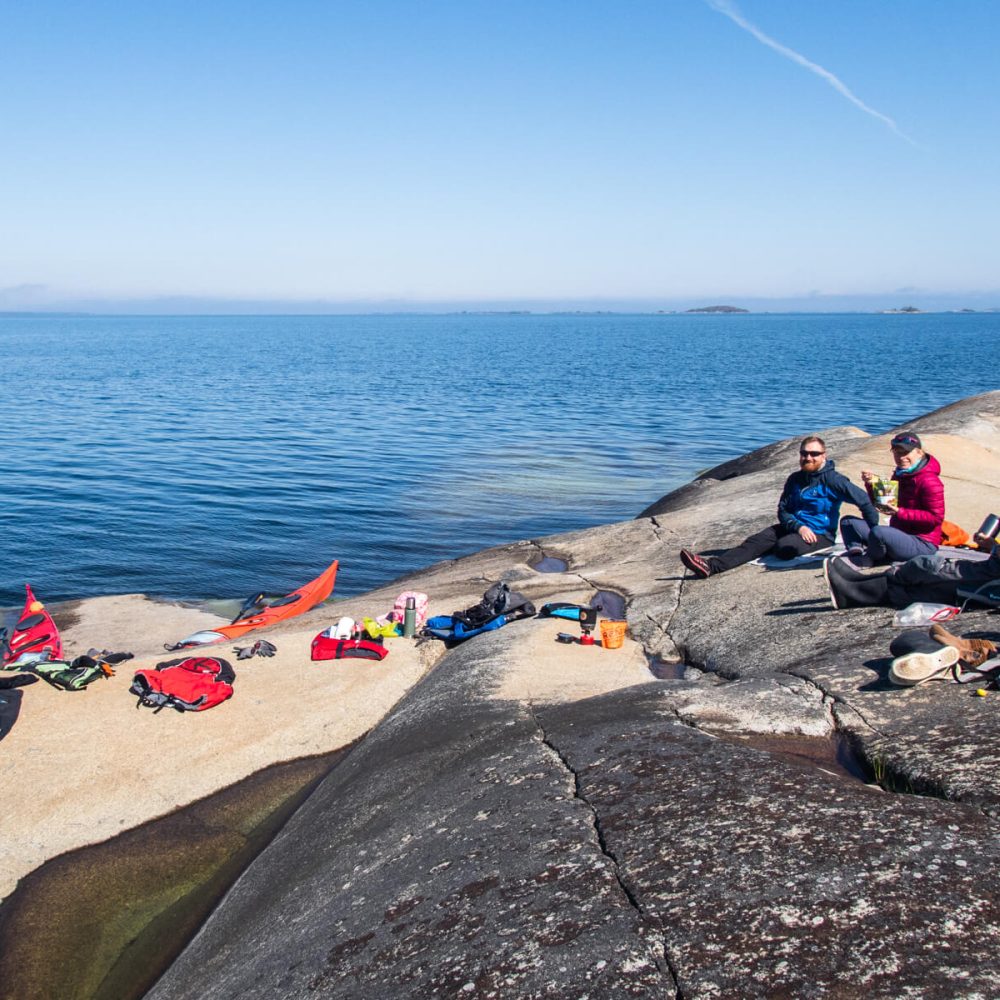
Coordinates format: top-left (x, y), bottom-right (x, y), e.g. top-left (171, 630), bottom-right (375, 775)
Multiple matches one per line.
top-left (826, 559), bottom-right (893, 608)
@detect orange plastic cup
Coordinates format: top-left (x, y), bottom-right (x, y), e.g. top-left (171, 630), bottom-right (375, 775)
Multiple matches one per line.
top-left (599, 619), bottom-right (627, 650)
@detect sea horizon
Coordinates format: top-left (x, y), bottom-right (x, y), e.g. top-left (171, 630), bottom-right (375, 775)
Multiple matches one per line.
top-left (4, 306), bottom-right (1000, 318)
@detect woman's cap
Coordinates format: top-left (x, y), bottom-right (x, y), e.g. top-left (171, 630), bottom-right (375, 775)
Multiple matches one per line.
top-left (890, 432), bottom-right (922, 451)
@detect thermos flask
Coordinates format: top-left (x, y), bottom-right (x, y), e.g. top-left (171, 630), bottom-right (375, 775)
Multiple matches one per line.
top-left (978, 514), bottom-right (1000, 541)
top-left (403, 597), bottom-right (417, 638)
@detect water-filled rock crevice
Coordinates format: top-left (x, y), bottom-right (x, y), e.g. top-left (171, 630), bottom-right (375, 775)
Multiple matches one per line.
top-left (527, 540), bottom-right (570, 574)
top-left (529, 553), bottom-right (570, 574)
top-left (790, 670), bottom-right (971, 803)
top-left (643, 591), bottom-right (970, 804)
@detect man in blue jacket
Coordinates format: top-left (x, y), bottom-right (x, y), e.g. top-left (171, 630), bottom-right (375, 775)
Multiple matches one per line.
top-left (680, 436), bottom-right (878, 579)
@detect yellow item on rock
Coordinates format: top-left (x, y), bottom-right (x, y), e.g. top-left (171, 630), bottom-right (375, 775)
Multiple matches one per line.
top-left (363, 617), bottom-right (400, 639)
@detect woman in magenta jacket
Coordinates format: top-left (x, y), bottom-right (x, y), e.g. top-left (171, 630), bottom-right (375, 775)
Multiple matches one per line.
top-left (840, 431), bottom-right (945, 565)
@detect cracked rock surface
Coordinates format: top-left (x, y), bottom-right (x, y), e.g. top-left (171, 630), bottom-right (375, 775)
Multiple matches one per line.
top-left (148, 631), bottom-right (672, 999)
top-left (539, 688), bottom-right (1000, 999)
top-left (662, 676), bottom-right (833, 737)
top-left (149, 391), bottom-right (1000, 998)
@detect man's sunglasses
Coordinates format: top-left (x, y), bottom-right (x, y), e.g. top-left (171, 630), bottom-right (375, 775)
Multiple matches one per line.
top-left (799, 450), bottom-right (825, 458)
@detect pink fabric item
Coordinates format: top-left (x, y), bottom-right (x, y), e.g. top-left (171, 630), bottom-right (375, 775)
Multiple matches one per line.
top-left (391, 591), bottom-right (429, 628)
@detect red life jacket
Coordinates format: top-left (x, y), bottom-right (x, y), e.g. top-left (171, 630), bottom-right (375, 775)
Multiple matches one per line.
top-left (130, 657), bottom-right (235, 712)
top-left (311, 634), bottom-right (388, 661)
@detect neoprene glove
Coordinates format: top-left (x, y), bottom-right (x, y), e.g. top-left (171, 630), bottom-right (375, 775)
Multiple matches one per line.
top-left (235, 639), bottom-right (277, 659)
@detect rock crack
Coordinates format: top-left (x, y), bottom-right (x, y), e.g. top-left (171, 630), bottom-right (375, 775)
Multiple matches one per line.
top-left (528, 705), bottom-right (682, 997)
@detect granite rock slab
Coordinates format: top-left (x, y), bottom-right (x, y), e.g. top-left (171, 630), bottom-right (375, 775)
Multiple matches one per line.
top-left (539, 687), bottom-right (1000, 999)
top-left (148, 629), bottom-right (672, 999)
top-left (130, 390), bottom-right (1000, 997)
top-left (150, 662), bottom-right (1000, 998)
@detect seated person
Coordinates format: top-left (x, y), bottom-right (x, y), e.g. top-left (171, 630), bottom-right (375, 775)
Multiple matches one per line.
top-left (680, 436), bottom-right (878, 579)
top-left (824, 530), bottom-right (999, 610)
top-left (840, 431), bottom-right (944, 566)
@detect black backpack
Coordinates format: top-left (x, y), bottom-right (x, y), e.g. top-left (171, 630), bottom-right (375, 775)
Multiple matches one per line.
top-left (452, 582), bottom-right (535, 630)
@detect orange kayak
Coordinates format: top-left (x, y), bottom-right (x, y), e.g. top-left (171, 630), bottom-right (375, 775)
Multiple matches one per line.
top-left (168, 559), bottom-right (338, 649)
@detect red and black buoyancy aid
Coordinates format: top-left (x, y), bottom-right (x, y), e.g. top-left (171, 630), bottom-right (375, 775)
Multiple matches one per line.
top-left (130, 657), bottom-right (235, 712)
top-left (311, 632), bottom-right (388, 661)
top-left (2, 584), bottom-right (63, 667)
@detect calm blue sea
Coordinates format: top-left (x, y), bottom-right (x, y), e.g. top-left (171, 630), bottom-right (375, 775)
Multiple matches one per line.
top-left (2, 312), bottom-right (998, 606)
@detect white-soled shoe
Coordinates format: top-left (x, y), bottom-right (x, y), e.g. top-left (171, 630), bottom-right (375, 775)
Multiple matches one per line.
top-left (822, 557), bottom-right (843, 609)
top-left (889, 644), bottom-right (961, 686)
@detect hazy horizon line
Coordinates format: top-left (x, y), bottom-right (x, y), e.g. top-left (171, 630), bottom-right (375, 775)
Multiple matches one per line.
top-left (4, 299), bottom-right (1000, 317)
top-left (4, 306), bottom-right (999, 318)
top-left (3, 286), bottom-right (1000, 317)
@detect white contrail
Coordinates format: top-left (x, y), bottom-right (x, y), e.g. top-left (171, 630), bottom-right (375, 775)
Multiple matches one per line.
top-left (705, 0), bottom-right (917, 145)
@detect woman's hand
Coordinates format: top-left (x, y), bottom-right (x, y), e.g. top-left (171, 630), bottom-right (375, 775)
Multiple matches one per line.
top-left (861, 470), bottom-right (875, 485)
top-left (876, 502), bottom-right (897, 516)
top-left (974, 532), bottom-right (997, 552)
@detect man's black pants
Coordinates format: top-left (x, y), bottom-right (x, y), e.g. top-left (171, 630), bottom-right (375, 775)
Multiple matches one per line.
top-left (707, 523), bottom-right (832, 574)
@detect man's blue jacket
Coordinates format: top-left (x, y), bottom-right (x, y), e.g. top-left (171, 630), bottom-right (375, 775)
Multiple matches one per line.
top-left (777, 460), bottom-right (878, 537)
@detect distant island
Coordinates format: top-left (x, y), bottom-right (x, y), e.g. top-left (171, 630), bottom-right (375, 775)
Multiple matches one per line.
top-left (879, 305), bottom-right (922, 314)
top-left (685, 305), bottom-right (749, 314)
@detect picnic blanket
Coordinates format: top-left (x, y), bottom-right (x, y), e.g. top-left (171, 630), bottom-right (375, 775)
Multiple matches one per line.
top-left (751, 544), bottom-right (842, 569)
top-left (751, 543), bottom-right (993, 570)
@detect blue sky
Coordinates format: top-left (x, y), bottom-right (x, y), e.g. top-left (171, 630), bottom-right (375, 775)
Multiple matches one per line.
top-left (2, 1), bottom-right (999, 311)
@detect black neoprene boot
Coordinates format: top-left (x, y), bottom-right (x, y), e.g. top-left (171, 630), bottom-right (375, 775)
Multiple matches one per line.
top-left (824, 558), bottom-right (892, 609)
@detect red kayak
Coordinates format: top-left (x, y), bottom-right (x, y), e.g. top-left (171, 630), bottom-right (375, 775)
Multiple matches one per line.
top-left (168, 559), bottom-right (339, 649)
top-left (3, 584), bottom-right (63, 667)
